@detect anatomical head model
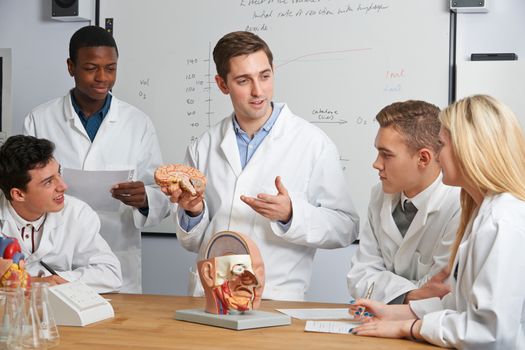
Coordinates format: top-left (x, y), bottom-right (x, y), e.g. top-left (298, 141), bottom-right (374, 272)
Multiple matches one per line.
top-left (198, 231), bottom-right (264, 315)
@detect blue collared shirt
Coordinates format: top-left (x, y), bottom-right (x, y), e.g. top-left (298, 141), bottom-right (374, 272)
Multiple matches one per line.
top-left (180, 103), bottom-right (288, 231)
top-left (70, 91), bottom-right (112, 142)
top-left (233, 103), bottom-right (283, 169)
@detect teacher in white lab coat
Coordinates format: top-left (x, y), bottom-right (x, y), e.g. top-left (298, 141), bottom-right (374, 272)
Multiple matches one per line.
top-left (348, 95), bottom-right (525, 349)
top-left (163, 31), bottom-right (359, 301)
top-left (24, 26), bottom-right (169, 293)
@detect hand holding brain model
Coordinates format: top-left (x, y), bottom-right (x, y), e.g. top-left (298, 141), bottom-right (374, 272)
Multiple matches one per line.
top-left (154, 164), bottom-right (206, 196)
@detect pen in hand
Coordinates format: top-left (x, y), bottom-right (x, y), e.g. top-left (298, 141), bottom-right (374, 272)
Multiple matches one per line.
top-left (357, 282), bottom-right (375, 318)
top-left (40, 260), bottom-right (58, 276)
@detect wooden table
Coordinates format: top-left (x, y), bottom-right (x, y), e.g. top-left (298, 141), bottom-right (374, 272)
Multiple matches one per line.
top-left (57, 294), bottom-right (437, 349)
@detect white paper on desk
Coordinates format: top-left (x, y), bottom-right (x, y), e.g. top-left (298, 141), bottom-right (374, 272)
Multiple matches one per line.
top-left (304, 321), bottom-right (361, 334)
top-left (276, 308), bottom-right (353, 320)
top-left (62, 168), bottom-right (132, 212)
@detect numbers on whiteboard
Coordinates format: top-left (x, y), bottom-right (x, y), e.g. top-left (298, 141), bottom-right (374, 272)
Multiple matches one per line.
top-left (183, 48), bottom-right (216, 141)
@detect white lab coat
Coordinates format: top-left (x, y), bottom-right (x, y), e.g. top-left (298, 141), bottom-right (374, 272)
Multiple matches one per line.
top-left (410, 193), bottom-right (525, 349)
top-left (0, 194), bottom-right (122, 293)
top-left (174, 103), bottom-right (359, 301)
top-left (23, 92), bottom-right (170, 293)
top-left (347, 176), bottom-right (460, 303)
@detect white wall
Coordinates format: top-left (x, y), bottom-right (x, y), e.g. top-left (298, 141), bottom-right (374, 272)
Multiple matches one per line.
top-left (455, 1), bottom-right (525, 62)
top-left (454, 2), bottom-right (525, 123)
top-left (0, 0), bottom-right (86, 134)
top-left (0, 0), bottom-right (89, 134)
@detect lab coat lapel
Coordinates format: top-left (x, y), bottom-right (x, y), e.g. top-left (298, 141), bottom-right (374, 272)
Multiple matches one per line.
top-left (0, 199), bottom-right (28, 256)
top-left (64, 92), bottom-right (91, 141)
top-left (227, 108), bottom-right (286, 232)
top-left (380, 193), bottom-right (403, 246)
top-left (241, 107), bottom-right (286, 175)
top-left (92, 95), bottom-right (119, 147)
top-left (220, 115), bottom-right (242, 177)
top-left (0, 197), bottom-right (32, 257)
top-left (402, 206), bottom-right (425, 241)
top-left (64, 92), bottom-right (120, 158)
top-left (403, 182), bottom-right (447, 242)
top-left (455, 198), bottom-right (484, 303)
top-left (27, 212), bottom-right (61, 265)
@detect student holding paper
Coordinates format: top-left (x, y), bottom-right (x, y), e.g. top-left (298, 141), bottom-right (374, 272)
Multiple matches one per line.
top-left (0, 135), bottom-right (122, 293)
top-left (349, 95), bottom-right (525, 349)
top-left (23, 26), bottom-right (169, 293)
top-left (347, 100), bottom-right (460, 304)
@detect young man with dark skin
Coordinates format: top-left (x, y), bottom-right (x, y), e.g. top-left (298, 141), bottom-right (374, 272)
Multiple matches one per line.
top-left (0, 135), bottom-right (121, 293)
top-left (24, 26), bottom-right (169, 293)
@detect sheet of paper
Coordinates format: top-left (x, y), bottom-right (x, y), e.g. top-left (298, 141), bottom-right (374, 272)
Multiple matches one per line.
top-left (304, 320), bottom-right (361, 334)
top-left (62, 168), bottom-right (132, 212)
top-left (276, 308), bottom-right (353, 320)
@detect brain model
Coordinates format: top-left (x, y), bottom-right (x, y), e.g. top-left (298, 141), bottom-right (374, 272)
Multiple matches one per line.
top-left (154, 164), bottom-right (206, 196)
top-left (0, 237), bottom-right (30, 288)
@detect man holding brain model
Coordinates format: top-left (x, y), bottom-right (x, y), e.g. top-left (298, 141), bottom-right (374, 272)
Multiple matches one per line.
top-left (160, 31), bottom-right (359, 301)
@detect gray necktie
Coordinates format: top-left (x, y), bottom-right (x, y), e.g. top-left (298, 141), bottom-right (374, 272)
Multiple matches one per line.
top-left (392, 200), bottom-right (418, 237)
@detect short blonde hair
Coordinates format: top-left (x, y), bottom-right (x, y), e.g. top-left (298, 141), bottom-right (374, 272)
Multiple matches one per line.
top-left (440, 95), bottom-right (525, 267)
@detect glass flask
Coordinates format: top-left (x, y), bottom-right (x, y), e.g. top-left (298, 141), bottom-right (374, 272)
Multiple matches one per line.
top-left (0, 287), bottom-right (23, 350)
top-left (10, 287), bottom-right (47, 350)
top-left (30, 283), bottom-right (59, 348)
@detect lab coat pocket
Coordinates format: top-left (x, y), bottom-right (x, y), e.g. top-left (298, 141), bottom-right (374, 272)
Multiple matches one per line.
top-left (253, 212), bottom-right (281, 243)
top-left (415, 252), bottom-right (433, 280)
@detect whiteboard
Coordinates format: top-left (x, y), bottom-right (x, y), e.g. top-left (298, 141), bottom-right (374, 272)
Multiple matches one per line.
top-left (100, 0), bottom-right (451, 233)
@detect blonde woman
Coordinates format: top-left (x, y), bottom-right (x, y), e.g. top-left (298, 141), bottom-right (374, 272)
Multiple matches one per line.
top-left (348, 95), bottom-right (525, 349)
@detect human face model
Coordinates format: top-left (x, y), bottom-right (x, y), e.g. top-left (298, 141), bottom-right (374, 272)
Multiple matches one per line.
top-left (198, 231), bottom-right (265, 315)
top-left (206, 255), bottom-right (259, 314)
top-left (215, 50), bottom-right (274, 128)
top-left (373, 126), bottom-right (423, 197)
top-left (67, 46), bottom-right (118, 107)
